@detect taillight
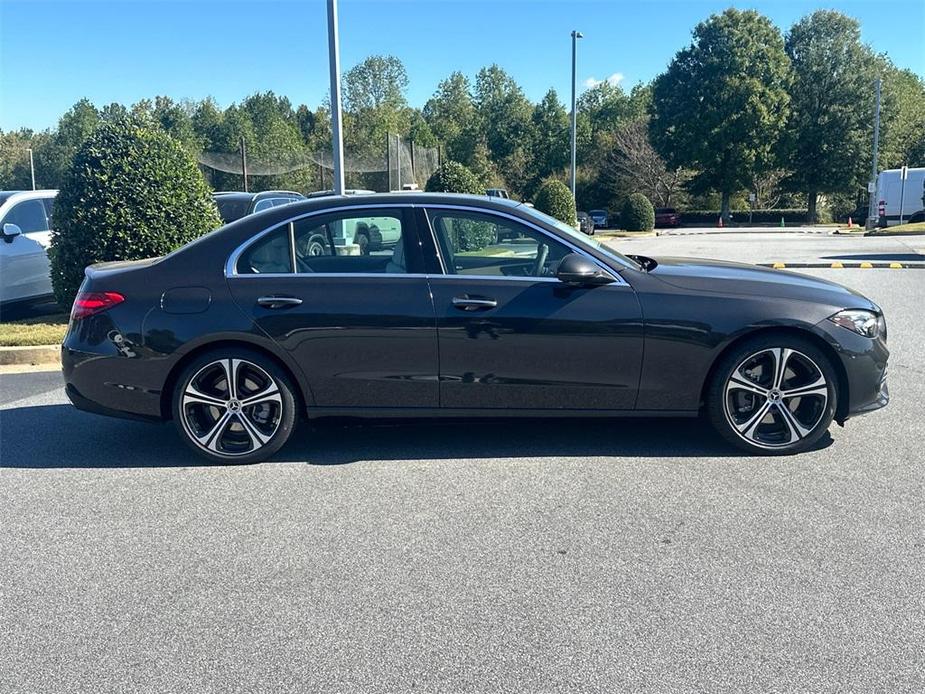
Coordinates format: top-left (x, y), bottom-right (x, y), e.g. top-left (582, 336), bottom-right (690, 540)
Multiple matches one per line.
top-left (71, 291), bottom-right (125, 320)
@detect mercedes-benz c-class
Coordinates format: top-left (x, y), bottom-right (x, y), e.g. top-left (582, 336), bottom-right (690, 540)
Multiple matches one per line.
top-left (62, 194), bottom-right (889, 463)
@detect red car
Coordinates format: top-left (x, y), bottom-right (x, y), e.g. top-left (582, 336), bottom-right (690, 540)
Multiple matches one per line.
top-left (655, 207), bottom-right (681, 227)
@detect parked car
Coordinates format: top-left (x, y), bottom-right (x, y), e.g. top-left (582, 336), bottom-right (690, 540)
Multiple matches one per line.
top-left (0, 190), bottom-right (58, 309)
top-left (588, 209), bottom-right (609, 228)
top-left (486, 188), bottom-right (510, 199)
top-left (61, 193), bottom-right (889, 463)
top-left (577, 211), bottom-right (595, 236)
top-left (875, 167), bottom-right (925, 226)
top-left (655, 207), bottom-right (681, 228)
top-left (213, 191), bottom-right (305, 224)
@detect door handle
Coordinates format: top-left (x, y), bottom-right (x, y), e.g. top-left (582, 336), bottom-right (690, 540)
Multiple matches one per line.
top-left (452, 296), bottom-right (498, 311)
top-left (257, 296), bottom-right (303, 309)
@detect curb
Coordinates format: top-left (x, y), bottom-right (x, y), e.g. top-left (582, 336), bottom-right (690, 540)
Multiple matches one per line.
top-left (760, 262), bottom-right (925, 270)
top-left (0, 345), bottom-right (61, 366)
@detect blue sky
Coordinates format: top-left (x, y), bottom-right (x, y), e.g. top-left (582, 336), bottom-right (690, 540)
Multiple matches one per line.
top-left (1, 0), bottom-right (923, 131)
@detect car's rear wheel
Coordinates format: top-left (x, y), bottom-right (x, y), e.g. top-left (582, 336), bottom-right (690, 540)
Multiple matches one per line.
top-left (706, 335), bottom-right (837, 455)
top-left (172, 349), bottom-right (297, 464)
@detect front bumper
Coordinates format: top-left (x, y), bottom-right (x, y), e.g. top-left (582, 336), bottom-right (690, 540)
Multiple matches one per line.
top-left (814, 318), bottom-right (889, 422)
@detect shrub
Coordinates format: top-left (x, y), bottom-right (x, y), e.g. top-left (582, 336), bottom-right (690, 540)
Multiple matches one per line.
top-left (50, 117), bottom-right (221, 306)
top-left (621, 193), bottom-right (655, 231)
top-left (534, 179), bottom-right (577, 227)
top-left (424, 160), bottom-right (483, 195)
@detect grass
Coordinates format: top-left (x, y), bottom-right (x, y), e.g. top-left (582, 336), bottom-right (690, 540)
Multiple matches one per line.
top-left (0, 313), bottom-right (69, 347)
top-left (870, 221), bottom-right (925, 234)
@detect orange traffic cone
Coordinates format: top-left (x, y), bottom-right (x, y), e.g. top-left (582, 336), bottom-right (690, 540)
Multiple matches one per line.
top-left (847, 217), bottom-right (853, 228)
top-left (718, 216), bottom-right (724, 228)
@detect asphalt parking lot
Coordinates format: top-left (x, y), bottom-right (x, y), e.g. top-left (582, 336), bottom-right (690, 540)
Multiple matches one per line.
top-left (1, 246), bottom-right (923, 689)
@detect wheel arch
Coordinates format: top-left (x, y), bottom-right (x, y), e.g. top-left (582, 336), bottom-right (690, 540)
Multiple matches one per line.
top-left (699, 325), bottom-right (850, 424)
top-left (159, 338), bottom-right (308, 421)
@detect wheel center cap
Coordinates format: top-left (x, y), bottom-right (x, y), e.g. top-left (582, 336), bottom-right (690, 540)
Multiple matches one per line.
top-left (227, 399), bottom-right (242, 412)
top-left (768, 389), bottom-right (783, 403)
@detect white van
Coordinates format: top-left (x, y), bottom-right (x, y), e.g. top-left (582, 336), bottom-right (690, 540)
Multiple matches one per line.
top-left (876, 167), bottom-right (925, 226)
top-left (0, 190), bottom-right (58, 307)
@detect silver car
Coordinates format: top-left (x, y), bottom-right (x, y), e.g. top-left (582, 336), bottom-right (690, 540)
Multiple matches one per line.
top-left (0, 190), bottom-right (58, 307)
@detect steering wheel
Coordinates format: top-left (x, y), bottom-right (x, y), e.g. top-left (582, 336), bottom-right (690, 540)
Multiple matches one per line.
top-left (532, 242), bottom-right (549, 277)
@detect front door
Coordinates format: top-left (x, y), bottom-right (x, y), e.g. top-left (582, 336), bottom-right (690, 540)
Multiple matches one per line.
top-left (424, 207), bottom-right (644, 410)
top-left (227, 207), bottom-right (439, 409)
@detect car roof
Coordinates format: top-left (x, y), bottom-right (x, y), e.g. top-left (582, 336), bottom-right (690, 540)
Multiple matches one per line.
top-left (0, 190), bottom-right (58, 206)
top-left (211, 190), bottom-right (304, 201)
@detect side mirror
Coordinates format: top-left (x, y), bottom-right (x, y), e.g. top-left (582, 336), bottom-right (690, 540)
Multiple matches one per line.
top-left (2, 223), bottom-right (22, 242)
top-left (556, 252), bottom-right (616, 286)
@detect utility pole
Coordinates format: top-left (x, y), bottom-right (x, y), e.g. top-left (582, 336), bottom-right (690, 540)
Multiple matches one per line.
top-left (866, 77), bottom-right (882, 229)
top-left (569, 30), bottom-right (583, 199)
top-left (327, 0), bottom-right (346, 195)
top-left (240, 137), bottom-right (248, 192)
top-left (27, 148), bottom-right (35, 190)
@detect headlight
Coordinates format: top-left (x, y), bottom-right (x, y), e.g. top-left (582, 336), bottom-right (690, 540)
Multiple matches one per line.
top-left (828, 309), bottom-right (882, 338)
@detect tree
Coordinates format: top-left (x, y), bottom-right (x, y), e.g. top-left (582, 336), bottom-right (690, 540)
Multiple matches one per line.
top-left (650, 9), bottom-right (792, 220)
top-left (534, 179), bottom-right (577, 226)
top-left (606, 118), bottom-right (690, 207)
top-left (423, 72), bottom-right (477, 162)
top-left (343, 55), bottom-right (411, 155)
top-left (782, 11), bottom-right (877, 222)
top-left (473, 65), bottom-right (533, 164)
top-left (0, 129), bottom-right (47, 190)
top-left (50, 116), bottom-right (221, 306)
top-left (32, 99), bottom-right (101, 188)
top-left (878, 66), bottom-right (925, 169)
top-left (530, 89), bottom-right (569, 187)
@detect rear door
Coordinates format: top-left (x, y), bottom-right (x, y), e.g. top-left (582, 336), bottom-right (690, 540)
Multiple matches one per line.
top-left (227, 205), bottom-right (439, 409)
top-left (422, 206), bottom-right (644, 411)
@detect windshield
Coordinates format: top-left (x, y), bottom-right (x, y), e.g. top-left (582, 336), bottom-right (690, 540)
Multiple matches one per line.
top-left (215, 197), bottom-right (251, 223)
top-left (519, 205), bottom-right (640, 270)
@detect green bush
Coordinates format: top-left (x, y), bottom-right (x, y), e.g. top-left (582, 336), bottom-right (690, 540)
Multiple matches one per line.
top-left (622, 193), bottom-right (655, 231)
top-left (534, 179), bottom-right (577, 227)
top-left (424, 160), bottom-right (483, 195)
top-left (50, 117), bottom-right (221, 306)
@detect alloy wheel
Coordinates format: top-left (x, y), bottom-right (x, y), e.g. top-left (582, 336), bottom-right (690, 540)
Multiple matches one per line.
top-left (723, 347), bottom-right (829, 450)
top-left (180, 358), bottom-right (283, 457)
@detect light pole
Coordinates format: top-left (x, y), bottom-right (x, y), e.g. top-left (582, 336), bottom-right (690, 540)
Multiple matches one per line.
top-left (327, 0), bottom-right (346, 195)
top-left (866, 77), bottom-right (882, 229)
top-left (569, 30), bottom-right (583, 199)
top-left (27, 148), bottom-right (35, 190)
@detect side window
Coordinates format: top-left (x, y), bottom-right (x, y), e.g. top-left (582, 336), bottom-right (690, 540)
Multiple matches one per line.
top-left (235, 211), bottom-right (411, 275)
top-left (428, 210), bottom-right (570, 278)
top-left (252, 199), bottom-right (275, 213)
top-left (237, 227), bottom-right (293, 274)
top-left (3, 199), bottom-right (48, 233)
top-left (293, 213), bottom-right (407, 273)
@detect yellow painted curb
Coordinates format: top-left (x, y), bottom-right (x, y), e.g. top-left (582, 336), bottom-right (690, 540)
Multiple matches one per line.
top-left (831, 262), bottom-right (844, 268)
top-left (889, 262), bottom-right (903, 269)
top-left (859, 262), bottom-right (873, 268)
top-left (772, 262), bottom-right (786, 269)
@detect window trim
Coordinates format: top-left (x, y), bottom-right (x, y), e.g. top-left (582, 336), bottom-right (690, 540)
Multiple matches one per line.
top-left (225, 202), bottom-right (628, 287)
top-left (226, 204), bottom-right (419, 278)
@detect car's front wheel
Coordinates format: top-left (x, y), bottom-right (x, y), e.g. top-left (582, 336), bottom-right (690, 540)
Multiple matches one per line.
top-left (706, 335), bottom-right (838, 455)
top-left (172, 349), bottom-right (297, 464)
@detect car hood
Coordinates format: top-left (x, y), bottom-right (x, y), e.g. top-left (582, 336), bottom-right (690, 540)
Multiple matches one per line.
top-left (644, 256), bottom-right (877, 310)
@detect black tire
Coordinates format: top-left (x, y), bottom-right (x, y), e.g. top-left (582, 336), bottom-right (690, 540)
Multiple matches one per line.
top-left (706, 334), bottom-right (838, 455)
top-left (355, 232), bottom-right (370, 255)
top-left (172, 348), bottom-right (298, 464)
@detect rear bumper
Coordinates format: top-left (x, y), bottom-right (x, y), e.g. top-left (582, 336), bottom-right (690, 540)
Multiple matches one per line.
top-left (65, 381), bottom-right (161, 423)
